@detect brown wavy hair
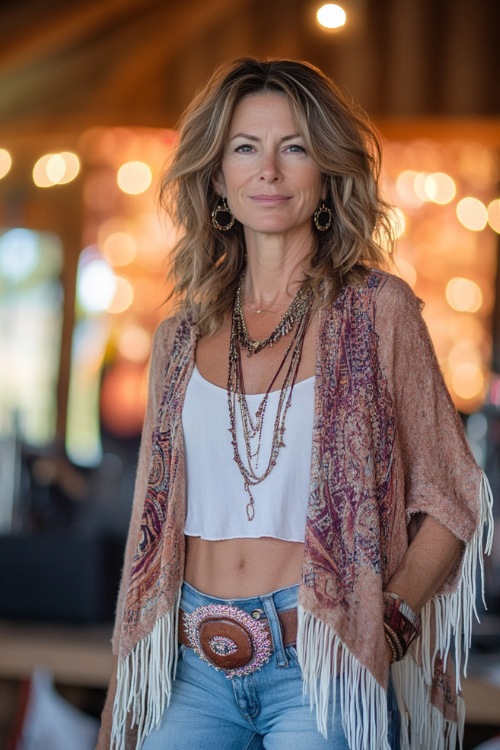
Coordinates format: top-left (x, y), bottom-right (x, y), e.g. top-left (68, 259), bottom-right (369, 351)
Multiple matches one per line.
top-left (160, 57), bottom-right (394, 335)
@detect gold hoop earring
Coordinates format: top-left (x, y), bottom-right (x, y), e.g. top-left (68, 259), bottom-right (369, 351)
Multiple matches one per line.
top-left (212, 197), bottom-right (235, 231)
top-left (313, 200), bottom-right (332, 232)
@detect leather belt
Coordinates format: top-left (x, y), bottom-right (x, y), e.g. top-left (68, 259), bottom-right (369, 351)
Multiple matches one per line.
top-left (179, 605), bottom-right (298, 678)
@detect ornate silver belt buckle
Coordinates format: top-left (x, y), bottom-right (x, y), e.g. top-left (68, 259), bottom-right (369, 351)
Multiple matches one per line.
top-left (184, 604), bottom-right (271, 678)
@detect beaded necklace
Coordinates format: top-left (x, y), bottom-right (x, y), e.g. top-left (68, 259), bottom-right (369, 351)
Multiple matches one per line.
top-left (227, 283), bottom-right (313, 521)
top-left (234, 278), bottom-right (312, 356)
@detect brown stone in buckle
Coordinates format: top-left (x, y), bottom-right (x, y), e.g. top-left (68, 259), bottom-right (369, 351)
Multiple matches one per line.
top-left (199, 617), bottom-right (253, 669)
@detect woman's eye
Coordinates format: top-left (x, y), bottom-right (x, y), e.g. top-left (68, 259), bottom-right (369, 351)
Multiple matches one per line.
top-left (287, 144), bottom-right (306, 153)
top-left (235, 144), bottom-right (254, 153)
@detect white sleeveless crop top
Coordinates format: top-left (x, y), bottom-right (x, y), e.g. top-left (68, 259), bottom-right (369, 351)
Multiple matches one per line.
top-left (182, 366), bottom-right (314, 541)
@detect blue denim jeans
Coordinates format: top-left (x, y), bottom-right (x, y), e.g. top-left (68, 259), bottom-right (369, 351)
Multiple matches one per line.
top-left (141, 582), bottom-right (400, 750)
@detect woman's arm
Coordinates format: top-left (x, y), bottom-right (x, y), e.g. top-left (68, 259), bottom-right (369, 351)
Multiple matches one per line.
top-left (385, 515), bottom-right (463, 613)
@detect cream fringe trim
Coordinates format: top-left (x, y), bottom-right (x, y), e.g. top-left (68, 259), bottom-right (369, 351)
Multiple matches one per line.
top-left (111, 587), bottom-right (181, 750)
top-left (298, 473), bottom-right (494, 750)
top-left (392, 472), bottom-right (494, 750)
top-left (297, 606), bottom-right (391, 749)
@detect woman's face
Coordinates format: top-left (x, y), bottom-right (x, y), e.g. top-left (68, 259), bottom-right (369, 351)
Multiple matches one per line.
top-left (213, 92), bottom-right (323, 239)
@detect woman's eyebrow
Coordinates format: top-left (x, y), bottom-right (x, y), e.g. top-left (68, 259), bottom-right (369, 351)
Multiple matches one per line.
top-left (229, 132), bottom-right (302, 142)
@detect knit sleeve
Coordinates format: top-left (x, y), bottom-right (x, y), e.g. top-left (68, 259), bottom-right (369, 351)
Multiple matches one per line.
top-left (111, 318), bottom-right (174, 654)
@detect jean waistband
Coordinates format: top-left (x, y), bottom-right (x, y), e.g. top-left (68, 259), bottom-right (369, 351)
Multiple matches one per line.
top-left (180, 581), bottom-right (300, 615)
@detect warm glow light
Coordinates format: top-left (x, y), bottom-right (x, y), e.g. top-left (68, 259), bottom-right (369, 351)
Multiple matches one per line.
top-left (0, 148), bottom-right (12, 179)
top-left (106, 276), bottom-right (134, 314)
top-left (445, 277), bottom-right (483, 313)
top-left (33, 154), bottom-right (55, 187)
top-left (117, 325), bottom-right (152, 362)
top-left (487, 198), bottom-right (500, 233)
top-left (102, 231), bottom-right (137, 266)
top-left (395, 170), bottom-right (423, 208)
top-left (413, 172), bottom-right (430, 202)
top-left (58, 152), bottom-right (80, 184)
top-left (33, 151), bottom-right (80, 187)
top-left (46, 154), bottom-right (66, 184)
top-left (100, 363), bottom-right (148, 437)
top-left (451, 363), bottom-right (484, 400)
top-left (456, 197), bottom-right (488, 231)
top-left (316, 3), bottom-right (347, 29)
top-left (447, 340), bottom-right (482, 370)
top-left (117, 161), bottom-right (153, 195)
top-left (424, 172), bottom-right (456, 204)
top-left (395, 259), bottom-right (417, 287)
top-left (77, 256), bottom-right (116, 313)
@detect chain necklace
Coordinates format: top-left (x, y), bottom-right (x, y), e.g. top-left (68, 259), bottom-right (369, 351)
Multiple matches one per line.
top-left (234, 279), bottom-right (312, 357)
top-left (227, 286), bottom-right (313, 521)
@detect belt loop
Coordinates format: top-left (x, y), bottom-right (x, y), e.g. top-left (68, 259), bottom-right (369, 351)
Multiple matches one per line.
top-left (261, 595), bottom-right (288, 668)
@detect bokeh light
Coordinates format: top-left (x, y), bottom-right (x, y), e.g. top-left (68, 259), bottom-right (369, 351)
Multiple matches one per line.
top-left (456, 197), bottom-right (488, 231)
top-left (100, 363), bottom-right (148, 437)
top-left (117, 324), bottom-right (152, 362)
top-left (413, 172), bottom-right (430, 202)
top-left (57, 152), bottom-right (81, 184)
top-left (33, 151), bottom-right (80, 188)
top-left (117, 161), bottom-right (153, 195)
top-left (395, 170), bottom-right (423, 208)
top-left (445, 277), bottom-right (483, 313)
top-left (0, 148), bottom-right (12, 179)
top-left (0, 228), bottom-right (40, 282)
top-left (316, 4), bottom-right (347, 29)
top-left (424, 172), bottom-right (456, 204)
top-left (106, 276), bottom-right (134, 314)
top-left (77, 253), bottom-right (116, 313)
top-left (102, 231), bottom-right (137, 266)
top-left (451, 363), bottom-right (484, 400)
top-left (487, 198), bottom-right (500, 233)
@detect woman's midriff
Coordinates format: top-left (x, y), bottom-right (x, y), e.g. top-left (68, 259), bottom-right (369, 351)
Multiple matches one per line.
top-left (184, 535), bottom-right (304, 598)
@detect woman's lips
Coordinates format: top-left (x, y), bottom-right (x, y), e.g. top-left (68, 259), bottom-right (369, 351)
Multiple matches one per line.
top-left (250, 194), bottom-right (290, 205)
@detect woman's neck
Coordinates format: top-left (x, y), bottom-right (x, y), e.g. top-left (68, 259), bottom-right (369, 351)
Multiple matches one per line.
top-left (242, 227), bottom-right (316, 309)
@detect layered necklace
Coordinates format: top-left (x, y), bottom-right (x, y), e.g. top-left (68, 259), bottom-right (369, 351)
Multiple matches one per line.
top-left (227, 278), bottom-right (313, 521)
top-left (233, 280), bottom-right (312, 357)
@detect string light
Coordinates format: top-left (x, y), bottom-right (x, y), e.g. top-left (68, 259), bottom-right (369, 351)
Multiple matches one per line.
top-left (102, 231), bottom-right (137, 266)
top-left (487, 198), bottom-right (500, 233)
top-left (424, 172), bottom-right (456, 204)
top-left (316, 4), bottom-right (347, 29)
top-left (451, 363), bottom-right (484, 400)
top-left (106, 276), bottom-right (134, 314)
top-left (117, 161), bottom-right (152, 195)
top-left (456, 197), bottom-right (488, 231)
top-left (445, 277), bottom-right (483, 313)
top-left (33, 151), bottom-right (80, 188)
top-left (0, 148), bottom-right (12, 179)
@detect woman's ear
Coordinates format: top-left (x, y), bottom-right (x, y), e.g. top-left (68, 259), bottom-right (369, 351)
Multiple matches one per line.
top-left (211, 168), bottom-right (226, 197)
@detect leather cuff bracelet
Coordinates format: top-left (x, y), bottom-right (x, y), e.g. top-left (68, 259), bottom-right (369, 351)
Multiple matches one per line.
top-left (383, 591), bottom-right (421, 663)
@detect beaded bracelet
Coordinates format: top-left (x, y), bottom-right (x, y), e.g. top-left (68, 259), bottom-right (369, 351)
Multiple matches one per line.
top-left (383, 591), bottom-right (422, 663)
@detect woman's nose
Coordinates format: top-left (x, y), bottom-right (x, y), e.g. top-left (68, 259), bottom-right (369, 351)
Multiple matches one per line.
top-left (258, 152), bottom-right (281, 181)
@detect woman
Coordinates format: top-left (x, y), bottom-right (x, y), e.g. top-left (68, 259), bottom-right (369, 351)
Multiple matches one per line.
top-left (97, 58), bottom-right (493, 750)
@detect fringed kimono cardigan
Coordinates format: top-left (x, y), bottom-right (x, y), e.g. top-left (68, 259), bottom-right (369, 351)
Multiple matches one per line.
top-left (108, 270), bottom-right (493, 750)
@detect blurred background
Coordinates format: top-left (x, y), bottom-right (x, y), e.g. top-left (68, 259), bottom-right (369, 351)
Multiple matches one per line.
top-left (0, 0), bottom-right (498, 748)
